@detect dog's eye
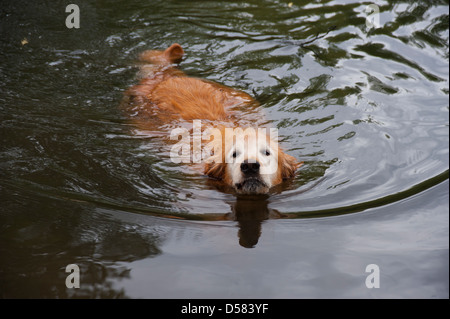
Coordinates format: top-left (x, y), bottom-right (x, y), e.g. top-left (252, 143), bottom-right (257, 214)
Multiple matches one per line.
top-left (265, 150), bottom-right (271, 156)
top-left (232, 151), bottom-right (237, 158)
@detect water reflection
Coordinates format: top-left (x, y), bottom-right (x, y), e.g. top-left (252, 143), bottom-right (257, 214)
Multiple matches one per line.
top-left (226, 195), bottom-right (284, 248)
top-left (0, 188), bottom-right (161, 298)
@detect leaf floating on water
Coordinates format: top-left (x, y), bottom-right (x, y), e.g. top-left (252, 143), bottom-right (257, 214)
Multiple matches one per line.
top-left (288, 2), bottom-right (293, 7)
top-left (21, 38), bottom-right (28, 46)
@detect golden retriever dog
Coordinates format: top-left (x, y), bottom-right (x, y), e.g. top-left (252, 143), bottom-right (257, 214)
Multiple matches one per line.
top-left (123, 43), bottom-right (302, 194)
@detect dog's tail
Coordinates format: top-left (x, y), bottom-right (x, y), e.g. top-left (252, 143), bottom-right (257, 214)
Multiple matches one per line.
top-left (139, 43), bottom-right (184, 66)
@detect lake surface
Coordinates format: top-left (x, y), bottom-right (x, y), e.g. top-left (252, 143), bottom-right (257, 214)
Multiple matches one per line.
top-left (0, 0), bottom-right (448, 298)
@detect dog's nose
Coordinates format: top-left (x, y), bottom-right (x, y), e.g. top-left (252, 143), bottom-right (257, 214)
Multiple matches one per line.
top-left (240, 160), bottom-right (260, 175)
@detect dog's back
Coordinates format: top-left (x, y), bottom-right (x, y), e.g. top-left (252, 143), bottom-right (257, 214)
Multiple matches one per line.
top-left (123, 43), bottom-right (257, 125)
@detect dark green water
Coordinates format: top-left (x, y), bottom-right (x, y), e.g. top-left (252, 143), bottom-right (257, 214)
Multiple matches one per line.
top-left (0, 0), bottom-right (448, 298)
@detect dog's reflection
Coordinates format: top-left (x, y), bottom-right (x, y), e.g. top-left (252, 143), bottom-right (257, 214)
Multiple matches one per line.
top-left (223, 195), bottom-right (285, 248)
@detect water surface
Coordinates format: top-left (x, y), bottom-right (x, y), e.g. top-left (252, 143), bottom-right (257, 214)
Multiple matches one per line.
top-left (0, 0), bottom-right (448, 298)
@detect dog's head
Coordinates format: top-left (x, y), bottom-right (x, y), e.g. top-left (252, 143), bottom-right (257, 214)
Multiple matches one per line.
top-left (204, 127), bottom-right (302, 194)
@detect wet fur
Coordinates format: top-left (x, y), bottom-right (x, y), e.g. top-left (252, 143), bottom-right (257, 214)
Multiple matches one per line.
top-left (123, 43), bottom-right (302, 193)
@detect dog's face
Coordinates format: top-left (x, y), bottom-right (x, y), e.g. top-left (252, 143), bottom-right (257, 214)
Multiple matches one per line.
top-left (204, 127), bottom-right (301, 194)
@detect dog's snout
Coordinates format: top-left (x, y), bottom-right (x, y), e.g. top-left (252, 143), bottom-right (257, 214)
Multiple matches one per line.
top-left (240, 160), bottom-right (260, 175)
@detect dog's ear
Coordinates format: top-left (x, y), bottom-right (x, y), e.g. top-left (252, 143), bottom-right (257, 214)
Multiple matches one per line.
top-left (139, 43), bottom-right (184, 65)
top-left (280, 152), bottom-right (303, 179)
top-left (204, 161), bottom-right (225, 180)
top-left (164, 43), bottom-right (184, 64)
